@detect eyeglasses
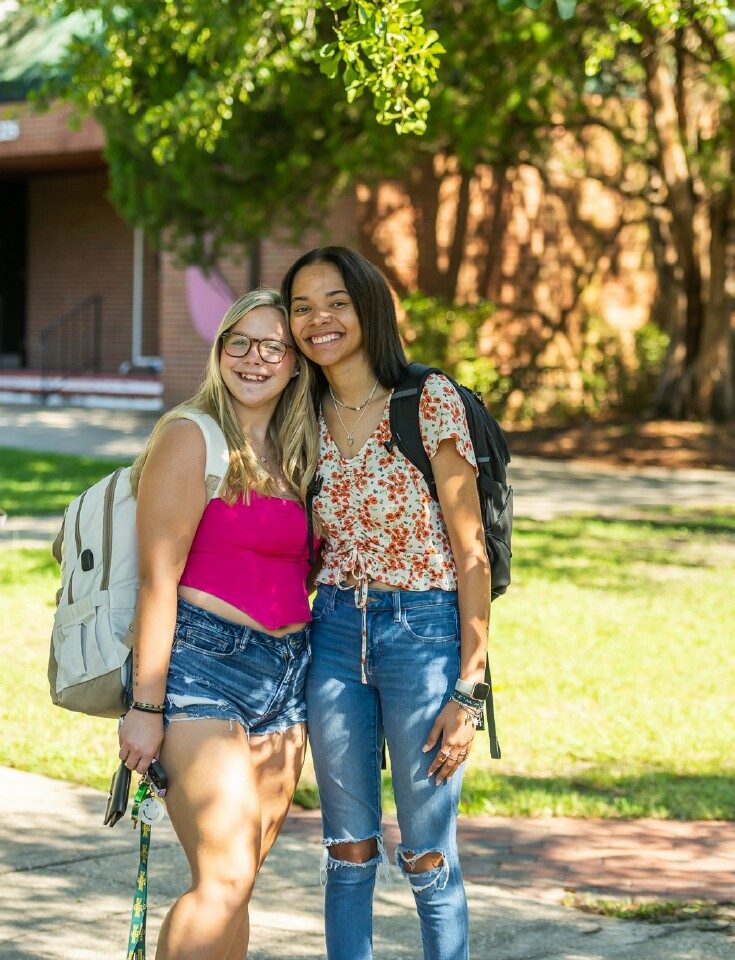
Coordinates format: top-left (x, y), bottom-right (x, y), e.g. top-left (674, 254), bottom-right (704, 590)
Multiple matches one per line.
top-left (221, 333), bottom-right (293, 364)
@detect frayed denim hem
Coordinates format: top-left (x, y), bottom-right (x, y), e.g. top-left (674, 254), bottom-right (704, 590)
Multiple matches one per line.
top-left (320, 834), bottom-right (392, 888)
top-left (395, 845), bottom-right (450, 893)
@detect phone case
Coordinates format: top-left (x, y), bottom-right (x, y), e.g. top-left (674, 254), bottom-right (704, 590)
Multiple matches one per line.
top-left (103, 761), bottom-right (131, 827)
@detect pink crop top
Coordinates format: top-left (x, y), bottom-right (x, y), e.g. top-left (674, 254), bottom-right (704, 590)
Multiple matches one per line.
top-left (179, 491), bottom-right (318, 629)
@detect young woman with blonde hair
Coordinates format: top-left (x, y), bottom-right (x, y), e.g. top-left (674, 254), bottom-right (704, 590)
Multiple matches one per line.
top-left (118, 288), bottom-right (319, 960)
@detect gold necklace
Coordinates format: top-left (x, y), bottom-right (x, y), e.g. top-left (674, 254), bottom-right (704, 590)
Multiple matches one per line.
top-left (251, 439), bottom-right (272, 465)
top-left (330, 381), bottom-right (379, 447)
top-left (329, 379), bottom-right (379, 412)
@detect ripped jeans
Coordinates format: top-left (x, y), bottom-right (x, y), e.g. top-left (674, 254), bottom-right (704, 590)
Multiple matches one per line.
top-left (160, 597), bottom-right (310, 734)
top-left (307, 585), bottom-right (468, 960)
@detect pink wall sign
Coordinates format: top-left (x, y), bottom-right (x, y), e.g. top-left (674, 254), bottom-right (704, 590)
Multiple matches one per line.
top-left (186, 266), bottom-right (237, 342)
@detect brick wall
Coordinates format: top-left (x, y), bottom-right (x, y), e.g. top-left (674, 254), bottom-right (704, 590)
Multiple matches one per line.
top-left (26, 170), bottom-right (158, 371)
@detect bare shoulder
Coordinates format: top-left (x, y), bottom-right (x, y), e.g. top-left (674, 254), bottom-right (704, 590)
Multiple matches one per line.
top-left (142, 417), bottom-right (207, 485)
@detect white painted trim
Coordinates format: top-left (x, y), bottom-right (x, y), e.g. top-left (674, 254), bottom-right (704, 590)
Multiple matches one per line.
top-left (126, 227), bottom-right (161, 372)
top-left (0, 391), bottom-right (163, 411)
top-left (0, 374), bottom-right (162, 396)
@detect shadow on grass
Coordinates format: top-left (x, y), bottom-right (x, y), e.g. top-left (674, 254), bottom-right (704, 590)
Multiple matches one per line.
top-left (0, 448), bottom-right (129, 516)
top-left (302, 769), bottom-right (735, 821)
top-left (512, 513), bottom-right (735, 591)
top-left (456, 768), bottom-right (735, 820)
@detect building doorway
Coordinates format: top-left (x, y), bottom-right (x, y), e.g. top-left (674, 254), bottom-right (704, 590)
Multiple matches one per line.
top-left (0, 179), bottom-right (27, 369)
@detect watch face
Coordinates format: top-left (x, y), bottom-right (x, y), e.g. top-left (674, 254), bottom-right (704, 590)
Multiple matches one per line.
top-left (472, 682), bottom-right (490, 701)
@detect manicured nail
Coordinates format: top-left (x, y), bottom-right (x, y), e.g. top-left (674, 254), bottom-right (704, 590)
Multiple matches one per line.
top-left (422, 744), bottom-right (430, 752)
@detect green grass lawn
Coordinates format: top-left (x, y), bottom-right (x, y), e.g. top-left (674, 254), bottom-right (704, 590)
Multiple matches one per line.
top-left (3, 502), bottom-right (733, 819)
top-left (0, 448), bottom-right (129, 516)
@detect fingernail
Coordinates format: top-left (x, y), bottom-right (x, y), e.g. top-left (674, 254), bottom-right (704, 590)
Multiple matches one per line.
top-left (422, 745), bottom-right (430, 753)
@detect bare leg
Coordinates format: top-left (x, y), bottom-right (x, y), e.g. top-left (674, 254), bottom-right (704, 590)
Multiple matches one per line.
top-left (252, 722), bottom-right (307, 864)
top-left (223, 723), bottom-right (307, 960)
top-left (155, 720), bottom-right (261, 960)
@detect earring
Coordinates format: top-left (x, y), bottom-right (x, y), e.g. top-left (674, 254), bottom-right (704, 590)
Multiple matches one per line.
top-left (292, 368), bottom-right (300, 378)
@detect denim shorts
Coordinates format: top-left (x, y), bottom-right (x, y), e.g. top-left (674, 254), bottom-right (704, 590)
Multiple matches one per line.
top-left (163, 597), bottom-right (310, 736)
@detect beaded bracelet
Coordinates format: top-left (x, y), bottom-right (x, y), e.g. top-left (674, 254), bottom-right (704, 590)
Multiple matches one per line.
top-left (131, 700), bottom-right (165, 714)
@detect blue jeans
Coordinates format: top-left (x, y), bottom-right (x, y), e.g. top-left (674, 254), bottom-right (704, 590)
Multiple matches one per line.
top-left (307, 585), bottom-right (468, 960)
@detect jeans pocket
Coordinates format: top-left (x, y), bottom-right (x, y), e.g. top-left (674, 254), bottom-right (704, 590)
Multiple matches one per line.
top-left (176, 623), bottom-right (237, 657)
top-left (401, 605), bottom-right (459, 643)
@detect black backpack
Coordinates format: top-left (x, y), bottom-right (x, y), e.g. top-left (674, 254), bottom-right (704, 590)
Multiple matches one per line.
top-left (387, 362), bottom-right (513, 760)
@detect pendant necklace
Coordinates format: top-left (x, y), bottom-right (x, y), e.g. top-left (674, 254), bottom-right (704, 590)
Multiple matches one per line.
top-left (253, 440), bottom-right (272, 466)
top-left (329, 379), bottom-right (379, 447)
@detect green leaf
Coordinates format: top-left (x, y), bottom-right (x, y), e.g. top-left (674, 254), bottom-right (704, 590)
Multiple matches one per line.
top-left (497, 0), bottom-right (524, 12)
top-left (524, 0), bottom-right (543, 9)
top-left (506, 88), bottom-right (522, 110)
top-left (319, 57), bottom-right (340, 79)
top-left (556, 0), bottom-right (577, 19)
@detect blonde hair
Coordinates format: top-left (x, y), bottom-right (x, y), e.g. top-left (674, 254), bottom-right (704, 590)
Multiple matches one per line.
top-left (130, 288), bottom-right (319, 504)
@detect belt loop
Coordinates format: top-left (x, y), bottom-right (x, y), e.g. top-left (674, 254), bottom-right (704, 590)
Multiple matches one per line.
top-left (392, 591), bottom-right (401, 623)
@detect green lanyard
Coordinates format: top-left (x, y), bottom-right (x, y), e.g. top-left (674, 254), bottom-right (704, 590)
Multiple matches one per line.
top-left (126, 781), bottom-right (153, 960)
top-left (126, 821), bottom-right (151, 960)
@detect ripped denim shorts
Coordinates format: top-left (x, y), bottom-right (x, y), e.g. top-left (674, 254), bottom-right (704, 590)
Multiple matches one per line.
top-left (162, 597), bottom-right (310, 736)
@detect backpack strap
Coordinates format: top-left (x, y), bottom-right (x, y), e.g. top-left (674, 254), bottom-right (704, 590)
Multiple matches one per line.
top-left (176, 411), bottom-right (230, 501)
top-left (305, 473), bottom-right (323, 567)
top-left (485, 656), bottom-right (501, 760)
top-left (388, 362), bottom-right (442, 502)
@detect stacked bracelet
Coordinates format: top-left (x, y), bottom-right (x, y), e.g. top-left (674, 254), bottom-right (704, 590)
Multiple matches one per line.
top-left (131, 700), bottom-right (165, 714)
top-left (450, 693), bottom-right (484, 726)
top-left (451, 690), bottom-right (484, 710)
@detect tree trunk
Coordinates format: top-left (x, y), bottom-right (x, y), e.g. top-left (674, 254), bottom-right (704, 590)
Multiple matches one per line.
top-left (645, 40), bottom-right (704, 365)
top-left (643, 35), bottom-right (732, 419)
top-left (410, 154), bottom-right (442, 295)
top-left (695, 188), bottom-right (734, 420)
top-left (478, 163), bottom-right (511, 298)
top-left (445, 166), bottom-right (472, 298)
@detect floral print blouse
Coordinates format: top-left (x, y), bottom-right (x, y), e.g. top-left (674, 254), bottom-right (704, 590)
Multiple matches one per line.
top-left (314, 373), bottom-right (477, 592)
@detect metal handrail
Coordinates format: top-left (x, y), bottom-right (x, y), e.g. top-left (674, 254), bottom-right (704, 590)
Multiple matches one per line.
top-left (39, 295), bottom-right (102, 384)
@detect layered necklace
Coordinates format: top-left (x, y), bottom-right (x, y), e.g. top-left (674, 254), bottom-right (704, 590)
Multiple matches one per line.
top-left (329, 379), bottom-right (379, 447)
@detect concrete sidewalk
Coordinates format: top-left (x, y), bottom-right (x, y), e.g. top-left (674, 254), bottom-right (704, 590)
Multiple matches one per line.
top-left (1, 767), bottom-right (733, 960)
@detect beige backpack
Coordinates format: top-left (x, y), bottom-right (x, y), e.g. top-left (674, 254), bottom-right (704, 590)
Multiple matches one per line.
top-left (48, 412), bottom-right (229, 718)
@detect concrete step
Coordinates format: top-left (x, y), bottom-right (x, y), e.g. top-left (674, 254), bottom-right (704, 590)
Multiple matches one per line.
top-left (0, 371), bottom-right (163, 411)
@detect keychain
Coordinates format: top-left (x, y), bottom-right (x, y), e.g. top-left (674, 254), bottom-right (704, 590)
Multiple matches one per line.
top-left (131, 778), bottom-right (167, 827)
top-left (138, 794), bottom-right (166, 825)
